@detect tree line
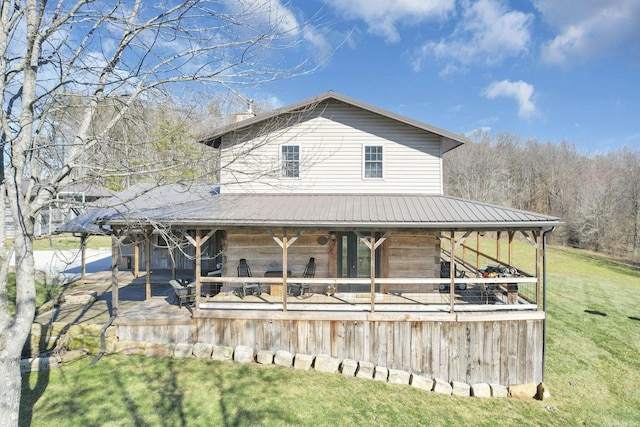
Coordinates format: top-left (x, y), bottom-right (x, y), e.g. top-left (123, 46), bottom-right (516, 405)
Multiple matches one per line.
top-left (444, 130), bottom-right (640, 261)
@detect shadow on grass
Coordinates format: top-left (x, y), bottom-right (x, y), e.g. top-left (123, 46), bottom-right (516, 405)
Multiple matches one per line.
top-left (629, 316), bottom-right (640, 322)
top-left (584, 309), bottom-right (607, 317)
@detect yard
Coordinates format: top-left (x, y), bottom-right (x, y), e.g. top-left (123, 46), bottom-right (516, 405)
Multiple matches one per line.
top-left (18, 244), bottom-right (640, 426)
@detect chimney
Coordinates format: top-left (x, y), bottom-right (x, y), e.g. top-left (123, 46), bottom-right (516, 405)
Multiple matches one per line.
top-left (234, 99), bottom-right (255, 122)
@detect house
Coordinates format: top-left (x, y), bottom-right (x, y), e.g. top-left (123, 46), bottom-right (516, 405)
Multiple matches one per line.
top-left (98, 91), bottom-right (561, 387)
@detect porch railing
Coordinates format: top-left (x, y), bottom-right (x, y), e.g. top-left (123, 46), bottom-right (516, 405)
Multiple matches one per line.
top-left (196, 275), bottom-right (538, 312)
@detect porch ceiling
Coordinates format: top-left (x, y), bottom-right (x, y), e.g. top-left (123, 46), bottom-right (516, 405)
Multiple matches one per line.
top-left (98, 193), bottom-right (561, 231)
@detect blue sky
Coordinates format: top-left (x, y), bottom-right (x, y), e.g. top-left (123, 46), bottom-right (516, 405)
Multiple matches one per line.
top-left (252, 0), bottom-right (640, 153)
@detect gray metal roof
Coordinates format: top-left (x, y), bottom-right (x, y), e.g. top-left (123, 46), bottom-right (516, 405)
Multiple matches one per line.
top-left (56, 183), bottom-right (220, 234)
top-left (99, 193), bottom-right (561, 231)
top-left (197, 91), bottom-right (470, 154)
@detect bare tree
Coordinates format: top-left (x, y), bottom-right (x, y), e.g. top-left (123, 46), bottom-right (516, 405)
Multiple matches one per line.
top-left (0, 1), bottom-right (324, 423)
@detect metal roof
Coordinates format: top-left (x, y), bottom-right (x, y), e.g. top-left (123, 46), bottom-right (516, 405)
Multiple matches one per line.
top-left (98, 193), bottom-right (561, 231)
top-left (197, 91), bottom-right (470, 153)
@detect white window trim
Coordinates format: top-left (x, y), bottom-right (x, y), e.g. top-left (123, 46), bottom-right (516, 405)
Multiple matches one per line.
top-left (280, 144), bottom-right (301, 179)
top-left (362, 144), bottom-right (384, 180)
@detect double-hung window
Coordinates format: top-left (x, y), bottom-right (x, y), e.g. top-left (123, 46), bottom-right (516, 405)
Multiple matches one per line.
top-left (281, 145), bottom-right (300, 178)
top-left (364, 145), bottom-right (383, 178)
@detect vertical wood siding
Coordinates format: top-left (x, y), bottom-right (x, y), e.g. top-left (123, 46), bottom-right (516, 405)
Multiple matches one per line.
top-left (220, 101), bottom-right (443, 195)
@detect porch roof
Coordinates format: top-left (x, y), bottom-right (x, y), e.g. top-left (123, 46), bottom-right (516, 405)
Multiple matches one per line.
top-left (98, 193), bottom-right (561, 231)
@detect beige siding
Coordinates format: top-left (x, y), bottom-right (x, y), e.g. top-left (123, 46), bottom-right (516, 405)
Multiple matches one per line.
top-left (220, 101), bottom-right (444, 194)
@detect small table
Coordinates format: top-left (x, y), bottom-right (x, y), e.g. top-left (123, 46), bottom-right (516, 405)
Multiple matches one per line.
top-left (264, 270), bottom-right (292, 296)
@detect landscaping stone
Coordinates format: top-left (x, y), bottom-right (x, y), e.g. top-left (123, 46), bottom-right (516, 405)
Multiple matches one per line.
top-left (144, 342), bottom-right (175, 357)
top-left (82, 335), bottom-right (102, 354)
top-left (60, 350), bottom-right (87, 364)
top-left (471, 383), bottom-right (491, 398)
top-left (174, 343), bottom-right (193, 358)
top-left (274, 350), bottom-right (294, 367)
top-left (104, 326), bottom-right (116, 338)
top-left (20, 357), bottom-right (58, 373)
top-left (537, 382), bottom-right (551, 401)
top-left (233, 346), bottom-right (254, 364)
top-left (67, 324), bottom-right (84, 338)
top-left (116, 340), bottom-right (145, 355)
top-left (64, 290), bottom-right (97, 305)
top-left (293, 353), bottom-right (314, 371)
top-left (356, 361), bottom-right (374, 379)
top-left (452, 381), bottom-right (471, 397)
top-left (256, 350), bottom-right (274, 365)
top-left (105, 336), bottom-right (118, 354)
top-left (508, 382), bottom-right (538, 400)
top-left (192, 343), bottom-right (213, 358)
top-left (84, 323), bottom-right (102, 336)
top-left (388, 369), bottom-right (411, 385)
top-left (410, 374), bottom-right (434, 391)
top-left (68, 334), bottom-right (85, 351)
top-left (433, 378), bottom-right (453, 395)
top-left (211, 345), bottom-right (234, 361)
top-left (341, 359), bottom-right (358, 377)
top-left (314, 354), bottom-right (340, 374)
top-left (490, 383), bottom-right (508, 398)
top-left (51, 322), bottom-right (70, 336)
top-left (374, 366), bottom-right (388, 382)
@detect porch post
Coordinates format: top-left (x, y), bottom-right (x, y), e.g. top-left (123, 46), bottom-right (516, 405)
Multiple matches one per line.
top-left (282, 233), bottom-right (288, 312)
top-left (476, 232), bottom-right (481, 269)
top-left (133, 236), bottom-right (140, 278)
top-left (370, 236), bottom-right (376, 313)
top-left (496, 231), bottom-right (501, 263)
top-left (508, 231), bottom-right (515, 266)
top-left (80, 234), bottom-right (87, 283)
top-left (195, 229), bottom-right (202, 309)
top-left (111, 231), bottom-right (121, 317)
top-left (145, 229), bottom-right (152, 301)
top-left (450, 232), bottom-right (455, 314)
top-left (535, 230), bottom-right (542, 310)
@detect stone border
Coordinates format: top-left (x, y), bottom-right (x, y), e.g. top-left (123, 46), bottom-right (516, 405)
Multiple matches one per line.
top-left (112, 341), bottom-right (548, 400)
top-left (23, 321), bottom-right (547, 401)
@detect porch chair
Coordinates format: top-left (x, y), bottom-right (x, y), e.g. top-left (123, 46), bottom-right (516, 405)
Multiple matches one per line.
top-left (288, 257), bottom-right (315, 297)
top-left (234, 259), bottom-right (261, 298)
top-left (438, 261), bottom-right (468, 292)
top-left (169, 279), bottom-right (196, 307)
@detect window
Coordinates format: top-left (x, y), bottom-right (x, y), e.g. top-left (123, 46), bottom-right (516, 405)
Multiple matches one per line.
top-left (364, 145), bottom-right (383, 178)
top-left (281, 145), bottom-right (300, 178)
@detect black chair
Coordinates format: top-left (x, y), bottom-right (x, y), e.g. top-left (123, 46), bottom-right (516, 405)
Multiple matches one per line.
top-left (169, 280), bottom-right (196, 307)
top-left (235, 259), bottom-right (261, 298)
top-left (289, 257), bottom-right (315, 297)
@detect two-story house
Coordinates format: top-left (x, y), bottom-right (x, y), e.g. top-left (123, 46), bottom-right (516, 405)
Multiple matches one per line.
top-left (102, 91), bottom-right (560, 388)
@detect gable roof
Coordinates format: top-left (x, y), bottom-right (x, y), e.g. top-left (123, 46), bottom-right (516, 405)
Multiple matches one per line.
top-left (197, 91), bottom-right (470, 153)
top-left (98, 193), bottom-right (561, 231)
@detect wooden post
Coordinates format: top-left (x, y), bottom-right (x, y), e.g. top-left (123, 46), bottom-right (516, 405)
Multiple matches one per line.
top-left (508, 231), bottom-right (515, 266)
top-left (370, 236), bottom-right (376, 313)
top-left (450, 232), bottom-right (455, 314)
top-left (496, 231), bottom-right (501, 263)
top-left (133, 237), bottom-right (140, 278)
top-left (111, 232), bottom-right (120, 317)
top-left (195, 229), bottom-right (202, 310)
top-left (535, 231), bottom-right (542, 310)
top-left (80, 234), bottom-right (87, 283)
top-left (145, 229), bottom-right (152, 300)
top-left (282, 233), bottom-right (288, 312)
top-left (476, 232), bottom-right (481, 269)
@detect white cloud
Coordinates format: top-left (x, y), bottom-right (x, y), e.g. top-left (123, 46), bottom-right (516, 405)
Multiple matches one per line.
top-left (482, 80), bottom-right (536, 118)
top-left (325, 0), bottom-right (455, 43)
top-left (414, 0), bottom-right (532, 72)
top-left (534, 0), bottom-right (640, 65)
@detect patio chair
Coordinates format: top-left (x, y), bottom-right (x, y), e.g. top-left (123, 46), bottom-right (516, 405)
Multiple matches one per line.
top-left (288, 257), bottom-right (315, 297)
top-left (234, 259), bottom-right (261, 298)
top-left (438, 261), bottom-right (468, 292)
top-left (169, 279), bottom-right (196, 307)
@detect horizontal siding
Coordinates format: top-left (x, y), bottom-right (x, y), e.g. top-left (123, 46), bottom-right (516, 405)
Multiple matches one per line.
top-left (220, 101), bottom-right (443, 194)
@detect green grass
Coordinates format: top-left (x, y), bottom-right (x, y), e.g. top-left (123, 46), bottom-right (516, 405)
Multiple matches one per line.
top-left (30, 235), bottom-right (112, 251)
top-left (19, 245), bottom-right (640, 426)
top-left (7, 273), bottom-right (59, 316)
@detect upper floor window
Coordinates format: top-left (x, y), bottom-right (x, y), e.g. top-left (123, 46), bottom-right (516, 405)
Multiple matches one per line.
top-left (364, 145), bottom-right (383, 178)
top-left (281, 145), bottom-right (300, 178)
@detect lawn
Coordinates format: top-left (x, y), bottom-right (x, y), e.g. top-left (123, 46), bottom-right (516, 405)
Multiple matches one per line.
top-left (19, 245), bottom-right (640, 426)
top-left (7, 273), bottom-right (59, 316)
